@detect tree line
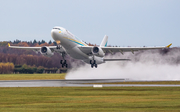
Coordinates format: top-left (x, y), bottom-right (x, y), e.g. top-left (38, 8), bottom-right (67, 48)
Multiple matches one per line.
top-left (0, 40), bottom-right (83, 74)
top-left (0, 53), bottom-right (59, 68)
top-left (0, 39), bottom-right (95, 47)
top-left (0, 62), bottom-right (62, 74)
top-left (0, 63), bottom-right (14, 74)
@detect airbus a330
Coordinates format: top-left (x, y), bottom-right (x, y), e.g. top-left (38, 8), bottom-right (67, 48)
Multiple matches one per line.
top-left (9, 26), bottom-right (172, 68)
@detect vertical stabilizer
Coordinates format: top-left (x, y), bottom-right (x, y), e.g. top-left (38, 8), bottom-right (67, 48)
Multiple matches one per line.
top-left (100, 35), bottom-right (108, 47)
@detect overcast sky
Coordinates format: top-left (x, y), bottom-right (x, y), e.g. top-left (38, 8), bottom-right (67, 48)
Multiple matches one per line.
top-left (0, 0), bottom-right (180, 47)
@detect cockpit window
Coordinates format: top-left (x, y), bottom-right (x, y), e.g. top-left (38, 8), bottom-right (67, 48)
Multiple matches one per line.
top-left (53, 28), bottom-right (61, 30)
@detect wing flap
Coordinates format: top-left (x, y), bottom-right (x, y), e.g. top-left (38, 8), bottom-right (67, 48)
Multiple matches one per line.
top-left (101, 45), bottom-right (171, 54)
top-left (104, 59), bottom-right (130, 61)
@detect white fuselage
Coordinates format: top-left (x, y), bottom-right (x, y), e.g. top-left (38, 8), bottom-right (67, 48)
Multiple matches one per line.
top-left (51, 26), bottom-right (104, 64)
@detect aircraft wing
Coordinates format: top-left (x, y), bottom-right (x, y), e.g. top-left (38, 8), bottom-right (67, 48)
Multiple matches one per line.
top-left (101, 44), bottom-right (172, 54)
top-left (79, 43), bottom-right (172, 55)
top-left (8, 43), bottom-right (65, 54)
top-left (8, 43), bottom-right (57, 50)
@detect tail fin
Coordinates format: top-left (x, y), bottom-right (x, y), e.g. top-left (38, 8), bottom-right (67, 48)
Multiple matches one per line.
top-left (100, 35), bottom-right (108, 47)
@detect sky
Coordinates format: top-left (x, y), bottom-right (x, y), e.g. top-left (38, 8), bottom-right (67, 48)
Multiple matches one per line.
top-left (0, 0), bottom-right (180, 47)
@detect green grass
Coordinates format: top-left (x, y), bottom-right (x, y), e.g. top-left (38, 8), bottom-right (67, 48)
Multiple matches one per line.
top-left (0, 87), bottom-right (180, 112)
top-left (0, 73), bottom-right (65, 80)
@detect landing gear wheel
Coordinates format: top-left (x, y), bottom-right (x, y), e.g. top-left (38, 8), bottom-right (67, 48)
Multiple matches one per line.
top-left (60, 52), bottom-right (68, 68)
top-left (90, 60), bottom-right (92, 64)
top-left (90, 60), bottom-right (98, 68)
top-left (60, 60), bottom-right (68, 68)
top-left (93, 60), bottom-right (96, 64)
top-left (95, 64), bottom-right (97, 68)
top-left (60, 60), bottom-right (63, 64)
top-left (91, 64), bottom-right (94, 68)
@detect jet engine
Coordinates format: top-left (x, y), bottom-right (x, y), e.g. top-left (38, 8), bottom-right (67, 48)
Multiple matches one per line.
top-left (40, 46), bottom-right (54, 57)
top-left (91, 47), bottom-right (105, 57)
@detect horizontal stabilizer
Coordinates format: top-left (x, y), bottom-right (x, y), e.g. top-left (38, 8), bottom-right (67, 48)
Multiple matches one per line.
top-left (104, 59), bottom-right (131, 61)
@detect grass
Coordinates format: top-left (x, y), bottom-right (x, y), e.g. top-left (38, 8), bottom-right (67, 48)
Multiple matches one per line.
top-left (0, 87), bottom-right (180, 112)
top-left (0, 73), bottom-right (66, 80)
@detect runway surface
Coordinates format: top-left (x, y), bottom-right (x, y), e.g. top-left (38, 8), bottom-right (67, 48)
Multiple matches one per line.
top-left (1, 79), bottom-right (180, 87)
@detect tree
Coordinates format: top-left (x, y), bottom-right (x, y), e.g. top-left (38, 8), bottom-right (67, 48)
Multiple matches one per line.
top-left (0, 62), bottom-right (14, 74)
top-left (33, 39), bottom-right (37, 45)
top-left (38, 41), bottom-right (41, 45)
top-left (48, 40), bottom-right (52, 44)
top-left (41, 40), bottom-right (45, 44)
top-left (53, 41), bottom-right (57, 46)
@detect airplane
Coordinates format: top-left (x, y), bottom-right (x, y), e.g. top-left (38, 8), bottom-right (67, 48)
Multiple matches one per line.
top-left (8, 26), bottom-right (172, 68)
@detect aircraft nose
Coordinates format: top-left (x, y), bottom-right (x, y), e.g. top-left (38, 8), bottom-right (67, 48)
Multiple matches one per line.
top-left (51, 29), bottom-right (58, 40)
top-left (51, 29), bottom-right (55, 37)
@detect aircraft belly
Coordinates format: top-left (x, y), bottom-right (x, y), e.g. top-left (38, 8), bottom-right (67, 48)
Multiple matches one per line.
top-left (60, 38), bottom-right (76, 50)
top-left (66, 46), bottom-right (88, 60)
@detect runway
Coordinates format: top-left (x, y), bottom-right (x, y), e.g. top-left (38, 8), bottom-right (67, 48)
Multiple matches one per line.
top-left (0, 79), bottom-right (180, 87)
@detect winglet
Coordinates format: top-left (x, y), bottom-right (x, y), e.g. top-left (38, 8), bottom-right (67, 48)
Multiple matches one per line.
top-left (166, 43), bottom-right (172, 48)
top-left (8, 43), bottom-right (11, 47)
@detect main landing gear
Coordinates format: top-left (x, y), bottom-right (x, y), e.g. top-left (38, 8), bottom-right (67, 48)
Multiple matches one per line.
top-left (60, 60), bottom-right (68, 68)
top-left (90, 60), bottom-right (97, 68)
top-left (55, 44), bottom-right (68, 68)
top-left (60, 52), bottom-right (68, 68)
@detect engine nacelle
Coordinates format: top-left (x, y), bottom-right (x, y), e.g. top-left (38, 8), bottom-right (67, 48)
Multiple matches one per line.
top-left (40, 46), bottom-right (54, 57)
top-left (91, 47), bottom-right (105, 57)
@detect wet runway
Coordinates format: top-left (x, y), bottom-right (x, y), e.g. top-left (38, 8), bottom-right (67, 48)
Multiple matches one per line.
top-left (0, 79), bottom-right (180, 87)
